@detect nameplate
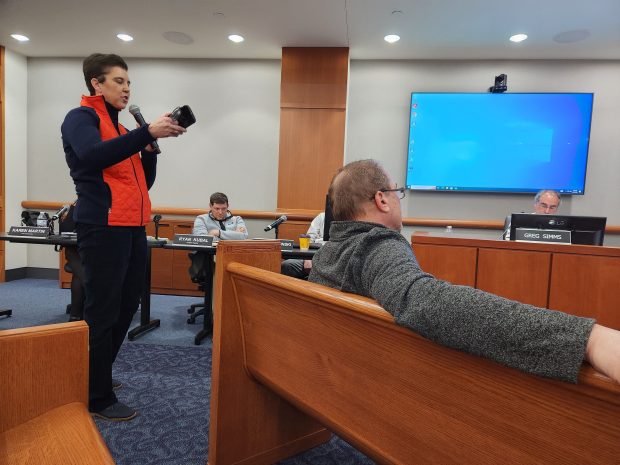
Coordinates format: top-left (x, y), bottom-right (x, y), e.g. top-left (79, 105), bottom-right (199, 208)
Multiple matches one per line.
top-left (173, 234), bottom-right (214, 246)
top-left (280, 239), bottom-right (294, 251)
top-left (9, 226), bottom-right (49, 237)
top-left (515, 228), bottom-right (571, 244)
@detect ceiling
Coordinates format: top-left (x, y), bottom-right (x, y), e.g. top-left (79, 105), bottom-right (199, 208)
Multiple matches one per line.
top-left (1, 0), bottom-right (619, 60)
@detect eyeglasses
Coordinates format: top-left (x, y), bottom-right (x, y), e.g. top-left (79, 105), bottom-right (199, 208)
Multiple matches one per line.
top-left (370, 185), bottom-right (406, 200)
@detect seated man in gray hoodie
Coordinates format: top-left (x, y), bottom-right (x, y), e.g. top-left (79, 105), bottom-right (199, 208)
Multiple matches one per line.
top-left (193, 192), bottom-right (248, 240)
top-left (309, 159), bottom-right (620, 385)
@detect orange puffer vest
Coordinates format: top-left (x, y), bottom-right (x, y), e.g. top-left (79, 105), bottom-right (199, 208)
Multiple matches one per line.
top-left (81, 95), bottom-right (151, 226)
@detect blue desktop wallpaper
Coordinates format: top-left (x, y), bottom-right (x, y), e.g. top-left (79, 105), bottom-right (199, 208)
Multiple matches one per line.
top-left (405, 93), bottom-right (594, 193)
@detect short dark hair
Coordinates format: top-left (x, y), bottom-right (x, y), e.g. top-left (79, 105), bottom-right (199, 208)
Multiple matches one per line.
top-left (209, 192), bottom-right (229, 206)
top-left (82, 53), bottom-right (128, 96)
top-left (328, 159), bottom-right (390, 221)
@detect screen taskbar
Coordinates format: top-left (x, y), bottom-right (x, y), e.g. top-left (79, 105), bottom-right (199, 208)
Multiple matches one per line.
top-left (407, 185), bottom-right (584, 194)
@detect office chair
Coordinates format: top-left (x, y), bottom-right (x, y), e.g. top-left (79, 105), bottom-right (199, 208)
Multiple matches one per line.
top-left (187, 251), bottom-right (212, 325)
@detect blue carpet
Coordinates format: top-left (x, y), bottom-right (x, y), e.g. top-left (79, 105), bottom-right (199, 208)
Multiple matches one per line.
top-left (0, 278), bottom-right (207, 347)
top-left (0, 278), bottom-right (375, 464)
top-left (96, 343), bottom-right (211, 465)
top-left (104, 342), bottom-right (374, 465)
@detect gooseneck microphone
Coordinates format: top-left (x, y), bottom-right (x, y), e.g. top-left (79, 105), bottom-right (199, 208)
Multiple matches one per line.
top-left (51, 205), bottom-right (70, 221)
top-left (153, 214), bottom-right (162, 239)
top-left (264, 215), bottom-right (287, 232)
top-left (128, 104), bottom-right (161, 154)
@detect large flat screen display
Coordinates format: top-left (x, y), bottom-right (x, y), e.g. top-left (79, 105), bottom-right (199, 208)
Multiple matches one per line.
top-left (405, 93), bottom-right (594, 194)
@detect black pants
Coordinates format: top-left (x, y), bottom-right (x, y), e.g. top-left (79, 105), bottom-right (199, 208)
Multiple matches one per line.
top-left (76, 223), bottom-right (146, 412)
top-left (281, 259), bottom-right (308, 280)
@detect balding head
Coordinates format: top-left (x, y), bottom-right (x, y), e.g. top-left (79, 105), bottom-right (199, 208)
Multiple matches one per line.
top-left (329, 159), bottom-right (390, 221)
top-left (534, 189), bottom-right (561, 214)
top-left (328, 159), bottom-right (404, 231)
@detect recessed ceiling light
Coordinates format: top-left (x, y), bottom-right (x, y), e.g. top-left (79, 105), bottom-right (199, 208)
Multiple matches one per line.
top-left (117, 33), bottom-right (134, 42)
top-left (228, 34), bottom-right (244, 43)
top-left (509, 34), bottom-right (528, 43)
top-left (384, 34), bottom-right (400, 44)
top-left (11, 34), bottom-right (29, 42)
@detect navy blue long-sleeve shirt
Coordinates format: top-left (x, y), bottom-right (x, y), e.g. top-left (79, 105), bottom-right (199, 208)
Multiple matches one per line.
top-left (61, 100), bottom-right (157, 225)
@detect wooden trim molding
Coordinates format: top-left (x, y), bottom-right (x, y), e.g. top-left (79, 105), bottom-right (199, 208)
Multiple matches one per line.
top-left (21, 201), bottom-right (323, 222)
top-left (20, 201), bottom-right (620, 234)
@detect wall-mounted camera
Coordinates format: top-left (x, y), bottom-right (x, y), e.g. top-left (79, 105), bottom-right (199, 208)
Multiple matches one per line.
top-left (489, 74), bottom-right (508, 93)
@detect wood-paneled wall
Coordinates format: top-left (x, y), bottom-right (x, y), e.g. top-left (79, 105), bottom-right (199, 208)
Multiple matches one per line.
top-left (1, 46), bottom-right (6, 282)
top-left (277, 48), bottom-right (348, 212)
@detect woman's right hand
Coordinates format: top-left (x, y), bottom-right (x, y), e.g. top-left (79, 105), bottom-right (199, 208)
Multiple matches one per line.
top-left (148, 113), bottom-right (187, 139)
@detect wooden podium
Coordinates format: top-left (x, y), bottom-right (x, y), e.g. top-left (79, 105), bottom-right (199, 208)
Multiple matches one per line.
top-left (411, 233), bottom-right (620, 330)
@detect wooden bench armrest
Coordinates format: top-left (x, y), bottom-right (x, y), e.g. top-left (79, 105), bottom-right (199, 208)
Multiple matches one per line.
top-left (227, 261), bottom-right (620, 397)
top-left (0, 322), bottom-right (89, 432)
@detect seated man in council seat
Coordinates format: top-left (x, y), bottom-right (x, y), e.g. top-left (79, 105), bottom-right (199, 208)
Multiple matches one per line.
top-left (503, 189), bottom-right (561, 239)
top-left (309, 159), bottom-right (620, 385)
top-left (281, 211), bottom-right (325, 279)
top-left (193, 192), bottom-right (248, 240)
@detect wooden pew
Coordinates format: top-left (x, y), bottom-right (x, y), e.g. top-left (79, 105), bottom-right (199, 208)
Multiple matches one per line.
top-left (0, 322), bottom-right (114, 465)
top-left (209, 241), bottom-right (620, 465)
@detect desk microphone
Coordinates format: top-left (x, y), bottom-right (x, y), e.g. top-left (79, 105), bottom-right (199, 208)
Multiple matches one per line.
top-left (51, 205), bottom-right (70, 221)
top-left (128, 104), bottom-right (161, 154)
top-left (153, 214), bottom-right (162, 239)
top-left (264, 215), bottom-right (287, 232)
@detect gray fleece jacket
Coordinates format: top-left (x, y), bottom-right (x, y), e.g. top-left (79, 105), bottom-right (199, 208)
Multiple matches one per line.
top-left (193, 212), bottom-right (248, 240)
top-left (309, 221), bottom-right (594, 383)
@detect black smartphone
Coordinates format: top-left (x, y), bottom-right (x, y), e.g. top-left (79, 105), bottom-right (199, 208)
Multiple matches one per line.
top-left (170, 105), bottom-right (196, 128)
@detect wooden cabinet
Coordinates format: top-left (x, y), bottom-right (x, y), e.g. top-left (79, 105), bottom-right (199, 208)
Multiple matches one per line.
top-left (476, 248), bottom-right (551, 307)
top-left (146, 220), bottom-right (201, 296)
top-left (413, 243), bottom-right (477, 287)
top-left (59, 219), bottom-right (202, 296)
top-left (278, 221), bottom-right (311, 244)
top-left (412, 233), bottom-right (620, 330)
top-left (548, 253), bottom-right (620, 328)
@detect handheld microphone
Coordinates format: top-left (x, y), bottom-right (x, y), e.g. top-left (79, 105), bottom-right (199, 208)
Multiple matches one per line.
top-left (51, 205), bottom-right (70, 221)
top-left (264, 215), bottom-right (287, 232)
top-left (128, 104), bottom-right (161, 154)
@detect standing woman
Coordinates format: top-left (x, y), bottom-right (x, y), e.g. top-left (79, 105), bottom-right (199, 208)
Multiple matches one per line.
top-left (61, 53), bottom-right (186, 421)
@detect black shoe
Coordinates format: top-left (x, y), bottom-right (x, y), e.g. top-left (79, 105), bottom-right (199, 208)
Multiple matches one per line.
top-left (92, 402), bottom-right (137, 422)
top-left (68, 315), bottom-right (81, 322)
top-left (112, 379), bottom-right (122, 390)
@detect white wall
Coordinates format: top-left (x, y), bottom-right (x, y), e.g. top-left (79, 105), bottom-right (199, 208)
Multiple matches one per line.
top-left (4, 49), bottom-right (28, 269)
top-left (27, 58), bottom-right (282, 209)
top-left (347, 60), bottom-right (620, 231)
top-left (8, 57), bottom-right (620, 269)
top-left (24, 58), bottom-right (282, 267)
